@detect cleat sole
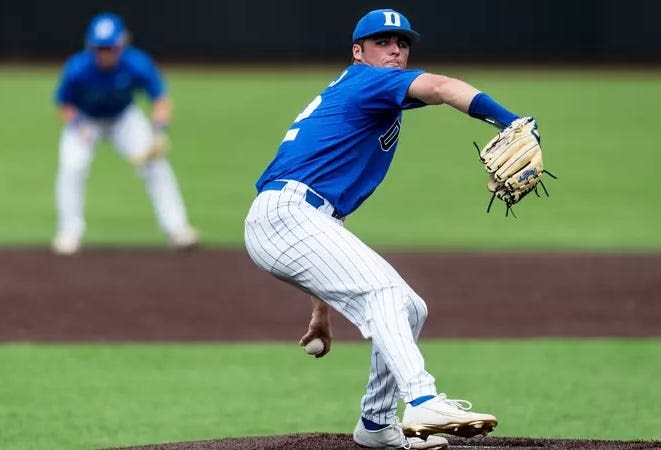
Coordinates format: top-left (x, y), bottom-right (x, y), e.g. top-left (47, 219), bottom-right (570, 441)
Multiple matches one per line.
top-left (403, 419), bottom-right (497, 439)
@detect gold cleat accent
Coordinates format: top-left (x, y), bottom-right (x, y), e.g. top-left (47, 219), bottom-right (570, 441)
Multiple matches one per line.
top-left (403, 419), bottom-right (497, 439)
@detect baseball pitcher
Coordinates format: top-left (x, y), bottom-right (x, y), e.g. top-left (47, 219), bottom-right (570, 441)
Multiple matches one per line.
top-left (52, 12), bottom-right (198, 254)
top-left (245, 8), bottom-right (551, 449)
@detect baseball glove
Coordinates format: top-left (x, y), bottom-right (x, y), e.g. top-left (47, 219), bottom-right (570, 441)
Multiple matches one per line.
top-left (130, 131), bottom-right (170, 167)
top-left (475, 117), bottom-right (556, 216)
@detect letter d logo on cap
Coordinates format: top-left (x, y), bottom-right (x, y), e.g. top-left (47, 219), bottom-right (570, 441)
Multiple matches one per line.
top-left (383, 11), bottom-right (401, 27)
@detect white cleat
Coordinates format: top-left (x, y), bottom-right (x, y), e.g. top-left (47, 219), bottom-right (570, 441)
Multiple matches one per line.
top-left (353, 417), bottom-right (448, 449)
top-left (168, 226), bottom-right (199, 251)
top-left (402, 394), bottom-right (498, 439)
top-left (51, 233), bottom-right (81, 255)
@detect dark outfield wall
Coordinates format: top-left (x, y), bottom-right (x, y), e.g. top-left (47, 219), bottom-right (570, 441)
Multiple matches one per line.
top-left (1, 0), bottom-right (659, 62)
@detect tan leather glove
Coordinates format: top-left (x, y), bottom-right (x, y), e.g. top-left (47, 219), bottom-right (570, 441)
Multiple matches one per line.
top-left (131, 128), bottom-right (170, 166)
top-left (477, 117), bottom-right (555, 215)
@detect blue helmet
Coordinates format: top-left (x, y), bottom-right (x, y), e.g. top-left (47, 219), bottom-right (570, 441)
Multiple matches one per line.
top-left (86, 13), bottom-right (126, 47)
top-left (352, 9), bottom-right (421, 44)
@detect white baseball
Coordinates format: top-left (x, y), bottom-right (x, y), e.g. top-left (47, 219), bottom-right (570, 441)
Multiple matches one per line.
top-left (303, 338), bottom-right (325, 355)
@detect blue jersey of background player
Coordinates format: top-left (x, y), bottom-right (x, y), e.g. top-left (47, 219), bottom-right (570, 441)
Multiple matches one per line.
top-left (52, 12), bottom-right (197, 255)
top-left (56, 44), bottom-right (164, 119)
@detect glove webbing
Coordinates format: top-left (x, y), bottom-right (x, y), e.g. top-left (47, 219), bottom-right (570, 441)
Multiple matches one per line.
top-left (474, 141), bottom-right (558, 217)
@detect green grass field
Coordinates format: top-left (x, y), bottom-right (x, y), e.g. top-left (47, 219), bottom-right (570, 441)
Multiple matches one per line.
top-left (1, 65), bottom-right (660, 449)
top-left (1, 340), bottom-right (660, 450)
top-left (0, 64), bottom-right (659, 250)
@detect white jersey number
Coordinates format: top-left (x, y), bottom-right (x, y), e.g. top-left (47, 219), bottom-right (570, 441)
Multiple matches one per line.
top-left (282, 95), bottom-right (322, 142)
top-left (282, 71), bottom-right (348, 143)
top-left (294, 95), bottom-right (322, 123)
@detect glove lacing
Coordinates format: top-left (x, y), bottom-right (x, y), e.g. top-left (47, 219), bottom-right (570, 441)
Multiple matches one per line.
top-left (475, 141), bottom-right (558, 217)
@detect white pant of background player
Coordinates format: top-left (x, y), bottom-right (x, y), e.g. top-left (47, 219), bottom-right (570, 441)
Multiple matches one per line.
top-left (244, 180), bottom-right (436, 422)
top-left (54, 105), bottom-right (196, 253)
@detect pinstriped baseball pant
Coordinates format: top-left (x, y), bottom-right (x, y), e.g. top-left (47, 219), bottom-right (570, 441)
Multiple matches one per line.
top-left (244, 180), bottom-right (437, 424)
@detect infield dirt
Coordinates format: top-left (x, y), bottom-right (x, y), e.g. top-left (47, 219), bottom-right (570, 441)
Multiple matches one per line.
top-left (1, 248), bottom-right (660, 449)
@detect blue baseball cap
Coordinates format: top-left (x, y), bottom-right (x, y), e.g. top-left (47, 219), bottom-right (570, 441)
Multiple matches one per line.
top-left (86, 13), bottom-right (126, 47)
top-left (352, 9), bottom-right (421, 44)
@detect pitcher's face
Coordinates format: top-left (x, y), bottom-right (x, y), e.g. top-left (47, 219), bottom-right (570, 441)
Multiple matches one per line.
top-left (352, 34), bottom-right (410, 68)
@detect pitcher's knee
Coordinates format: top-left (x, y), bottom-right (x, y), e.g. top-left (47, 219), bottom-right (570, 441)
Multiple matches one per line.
top-left (412, 295), bottom-right (428, 320)
top-left (367, 284), bottom-right (409, 314)
top-left (406, 294), bottom-right (428, 332)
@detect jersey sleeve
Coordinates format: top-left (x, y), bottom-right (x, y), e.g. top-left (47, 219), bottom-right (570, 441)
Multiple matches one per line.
top-left (54, 59), bottom-right (77, 105)
top-left (356, 67), bottom-right (426, 113)
top-left (130, 49), bottom-right (167, 100)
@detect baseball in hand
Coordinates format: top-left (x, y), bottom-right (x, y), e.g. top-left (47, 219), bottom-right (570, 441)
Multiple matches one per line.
top-left (303, 338), bottom-right (325, 355)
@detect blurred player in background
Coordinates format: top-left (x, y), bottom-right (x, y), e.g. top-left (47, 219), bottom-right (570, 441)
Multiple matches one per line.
top-left (52, 12), bottom-right (198, 254)
top-left (243, 8), bottom-right (528, 449)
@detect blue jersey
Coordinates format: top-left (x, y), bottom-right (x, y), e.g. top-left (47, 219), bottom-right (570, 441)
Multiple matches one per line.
top-left (54, 47), bottom-right (165, 118)
top-left (256, 64), bottom-right (425, 217)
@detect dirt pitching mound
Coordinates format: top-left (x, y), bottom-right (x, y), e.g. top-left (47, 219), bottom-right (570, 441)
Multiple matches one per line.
top-left (113, 433), bottom-right (661, 449)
